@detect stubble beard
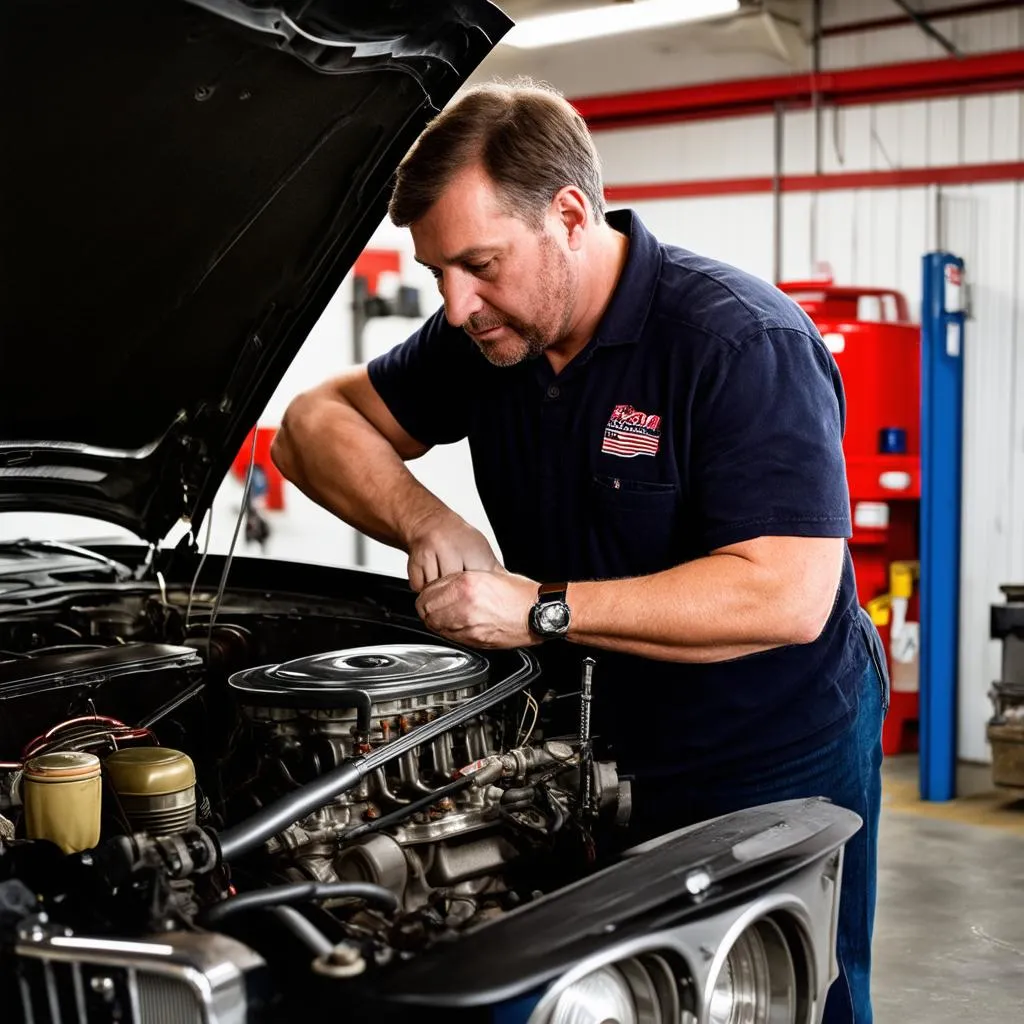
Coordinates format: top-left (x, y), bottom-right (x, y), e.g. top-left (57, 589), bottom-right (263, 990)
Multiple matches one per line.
top-left (467, 236), bottom-right (577, 368)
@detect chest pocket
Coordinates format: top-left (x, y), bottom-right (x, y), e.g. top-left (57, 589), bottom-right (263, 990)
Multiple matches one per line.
top-left (589, 474), bottom-right (681, 578)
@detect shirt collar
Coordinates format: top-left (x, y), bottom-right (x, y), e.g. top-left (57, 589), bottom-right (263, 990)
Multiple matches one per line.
top-left (592, 209), bottom-right (662, 348)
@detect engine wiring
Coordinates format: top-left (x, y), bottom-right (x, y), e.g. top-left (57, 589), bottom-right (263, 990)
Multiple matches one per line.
top-left (20, 714), bottom-right (156, 763)
top-left (516, 689), bottom-right (539, 746)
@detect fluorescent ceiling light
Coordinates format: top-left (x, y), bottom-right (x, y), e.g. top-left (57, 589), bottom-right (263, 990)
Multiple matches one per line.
top-left (501, 0), bottom-right (741, 49)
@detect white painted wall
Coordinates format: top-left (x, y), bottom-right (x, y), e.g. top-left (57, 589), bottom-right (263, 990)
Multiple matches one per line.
top-left (598, 94), bottom-right (1024, 187)
top-left (614, 193), bottom-right (777, 282)
top-left (941, 182), bottom-right (1024, 763)
top-left (820, 0), bottom-right (1024, 69)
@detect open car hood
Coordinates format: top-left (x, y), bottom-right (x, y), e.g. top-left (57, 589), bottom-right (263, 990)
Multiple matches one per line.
top-left (0, 0), bottom-right (510, 542)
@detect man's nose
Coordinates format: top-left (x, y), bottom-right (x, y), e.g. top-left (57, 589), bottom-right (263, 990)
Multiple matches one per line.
top-left (442, 270), bottom-right (483, 327)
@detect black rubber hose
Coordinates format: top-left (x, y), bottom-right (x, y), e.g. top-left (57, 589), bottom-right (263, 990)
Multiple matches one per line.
top-left (500, 786), bottom-right (535, 805)
top-left (340, 774), bottom-right (474, 843)
top-left (216, 651), bottom-right (540, 863)
top-left (264, 905), bottom-right (334, 958)
top-left (200, 882), bottom-right (399, 926)
top-left (218, 760), bottom-right (365, 862)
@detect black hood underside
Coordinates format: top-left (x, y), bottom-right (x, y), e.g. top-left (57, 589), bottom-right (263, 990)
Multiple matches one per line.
top-left (0, 0), bottom-right (509, 541)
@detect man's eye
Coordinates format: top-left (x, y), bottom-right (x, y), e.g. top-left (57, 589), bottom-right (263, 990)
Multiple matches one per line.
top-left (429, 267), bottom-right (443, 280)
top-left (466, 261), bottom-right (492, 274)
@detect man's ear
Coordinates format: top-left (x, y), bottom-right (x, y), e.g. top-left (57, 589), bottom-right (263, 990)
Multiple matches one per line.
top-left (550, 186), bottom-right (588, 251)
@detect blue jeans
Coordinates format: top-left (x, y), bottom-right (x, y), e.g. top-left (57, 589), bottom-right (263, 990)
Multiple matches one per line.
top-left (623, 618), bottom-right (887, 1024)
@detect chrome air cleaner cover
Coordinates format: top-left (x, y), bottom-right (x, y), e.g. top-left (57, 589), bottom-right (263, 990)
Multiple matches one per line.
top-left (228, 644), bottom-right (490, 709)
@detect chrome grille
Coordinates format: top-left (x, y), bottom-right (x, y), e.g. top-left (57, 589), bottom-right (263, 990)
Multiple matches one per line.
top-left (14, 956), bottom-right (202, 1023)
top-left (11, 927), bottom-right (264, 1024)
top-left (137, 972), bottom-right (205, 1024)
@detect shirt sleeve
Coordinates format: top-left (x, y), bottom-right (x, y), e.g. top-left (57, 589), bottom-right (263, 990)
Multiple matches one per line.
top-left (690, 326), bottom-right (852, 551)
top-left (366, 307), bottom-right (482, 447)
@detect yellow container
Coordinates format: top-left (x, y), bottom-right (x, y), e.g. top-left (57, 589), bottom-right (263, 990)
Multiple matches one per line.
top-left (890, 560), bottom-right (919, 599)
top-left (104, 747), bottom-right (197, 836)
top-left (22, 751), bottom-right (102, 854)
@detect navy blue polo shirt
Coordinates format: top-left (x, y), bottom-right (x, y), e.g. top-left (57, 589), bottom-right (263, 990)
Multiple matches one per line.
top-left (367, 209), bottom-right (872, 778)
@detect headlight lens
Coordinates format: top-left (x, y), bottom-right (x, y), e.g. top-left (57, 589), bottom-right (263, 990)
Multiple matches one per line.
top-left (546, 955), bottom-right (677, 1024)
top-left (708, 918), bottom-right (798, 1024)
top-left (549, 965), bottom-right (637, 1024)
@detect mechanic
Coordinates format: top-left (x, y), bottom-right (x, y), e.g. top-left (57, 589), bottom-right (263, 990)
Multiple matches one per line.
top-left (272, 81), bottom-right (887, 1024)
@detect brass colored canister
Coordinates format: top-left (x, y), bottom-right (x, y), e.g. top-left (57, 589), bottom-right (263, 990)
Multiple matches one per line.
top-left (104, 747), bottom-right (197, 836)
top-left (22, 751), bottom-right (102, 854)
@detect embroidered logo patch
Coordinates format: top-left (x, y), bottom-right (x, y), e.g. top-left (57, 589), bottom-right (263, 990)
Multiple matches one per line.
top-left (601, 404), bottom-right (662, 458)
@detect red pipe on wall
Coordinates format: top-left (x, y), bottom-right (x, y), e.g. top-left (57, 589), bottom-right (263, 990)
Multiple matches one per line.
top-left (571, 49), bottom-right (1024, 131)
top-left (604, 160), bottom-right (1024, 202)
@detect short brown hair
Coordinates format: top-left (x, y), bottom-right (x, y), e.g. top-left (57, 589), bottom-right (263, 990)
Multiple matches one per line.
top-left (388, 79), bottom-right (605, 229)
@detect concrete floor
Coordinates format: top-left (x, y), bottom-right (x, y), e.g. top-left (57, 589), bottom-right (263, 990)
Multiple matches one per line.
top-left (873, 756), bottom-right (1024, 1022)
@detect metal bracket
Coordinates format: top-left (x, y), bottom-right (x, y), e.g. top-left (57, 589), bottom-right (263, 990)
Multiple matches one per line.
top-left (890, 0), bottom-right (962, 58)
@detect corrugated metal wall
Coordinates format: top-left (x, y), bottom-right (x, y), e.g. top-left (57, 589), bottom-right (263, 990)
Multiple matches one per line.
top-left (593, 0), bottom-right (1024, 763)
top-left (943, 181), bottom-right (1024, 762)
top-left (820, 0), bottom-right (1024, 67)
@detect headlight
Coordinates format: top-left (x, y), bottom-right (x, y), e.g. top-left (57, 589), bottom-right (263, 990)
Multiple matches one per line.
top-left (707, 918), bottom-right (799, 1024)
top-left (545, 955), bottom-right (678, 1024)
top-left (549, 965), bottom-right (636, 1024)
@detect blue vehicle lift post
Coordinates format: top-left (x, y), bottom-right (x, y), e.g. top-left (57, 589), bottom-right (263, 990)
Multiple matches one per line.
top-left (919, 251), bottom-right (966, 802)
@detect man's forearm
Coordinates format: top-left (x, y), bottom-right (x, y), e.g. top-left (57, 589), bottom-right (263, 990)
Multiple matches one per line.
top-left (272, 398), bottom-right (444, 553)
top-left (564, 540), bottom-right (841, 663)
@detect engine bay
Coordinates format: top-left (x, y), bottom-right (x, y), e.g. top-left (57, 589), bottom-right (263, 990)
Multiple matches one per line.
top-left (0, 574), bottom-right (630, 997)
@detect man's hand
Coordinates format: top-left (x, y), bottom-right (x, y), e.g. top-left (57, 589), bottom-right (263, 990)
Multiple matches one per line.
top-left (415, 570), bottom-right (540, 648)
top-left (404, 509), bottom-right (501, 593)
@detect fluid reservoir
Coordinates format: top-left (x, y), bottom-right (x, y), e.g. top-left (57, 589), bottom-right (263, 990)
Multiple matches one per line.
top-left (105, 747), bottom-right (197, 836)
top-left (22, 751), bottom-right (102, 854)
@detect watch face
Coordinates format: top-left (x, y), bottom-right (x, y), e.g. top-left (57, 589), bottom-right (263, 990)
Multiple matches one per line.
top-left (538, 602), bottom-right (570, 633)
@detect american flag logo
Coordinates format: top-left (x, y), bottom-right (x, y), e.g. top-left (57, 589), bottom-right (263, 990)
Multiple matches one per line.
top-left (601, 403), bottom-right (662, 458)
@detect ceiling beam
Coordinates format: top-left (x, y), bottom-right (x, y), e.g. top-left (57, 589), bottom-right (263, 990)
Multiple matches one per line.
top-left (571, 48), bottom-right (1024, 130)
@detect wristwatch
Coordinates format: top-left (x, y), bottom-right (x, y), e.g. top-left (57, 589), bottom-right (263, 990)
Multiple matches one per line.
top-left (528, 582), bottom-right (571, 639)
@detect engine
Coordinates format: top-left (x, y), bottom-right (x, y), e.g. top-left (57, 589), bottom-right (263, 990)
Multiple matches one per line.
top-left (0, 593), bottom-right (630, 960)
top-left (228, 643), bottom-right (629, 928)
top-left (0, 581), bottom-right (858, 1024)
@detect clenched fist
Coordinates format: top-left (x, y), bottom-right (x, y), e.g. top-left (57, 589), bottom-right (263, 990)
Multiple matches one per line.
top-left (404, 508), bottom-right (501, 593)
top-left (415, 570), bottom-right (541, 649)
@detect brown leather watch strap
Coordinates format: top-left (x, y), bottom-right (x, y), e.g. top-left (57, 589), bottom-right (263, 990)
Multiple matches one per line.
top-left (538, 581), bottom-right (568, 598)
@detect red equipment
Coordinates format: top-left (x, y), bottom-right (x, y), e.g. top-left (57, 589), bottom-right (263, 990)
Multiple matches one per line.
top-left (778, 276), bottom-right (921, 755)
top-left (231, 427), bottom-right (285, 511)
